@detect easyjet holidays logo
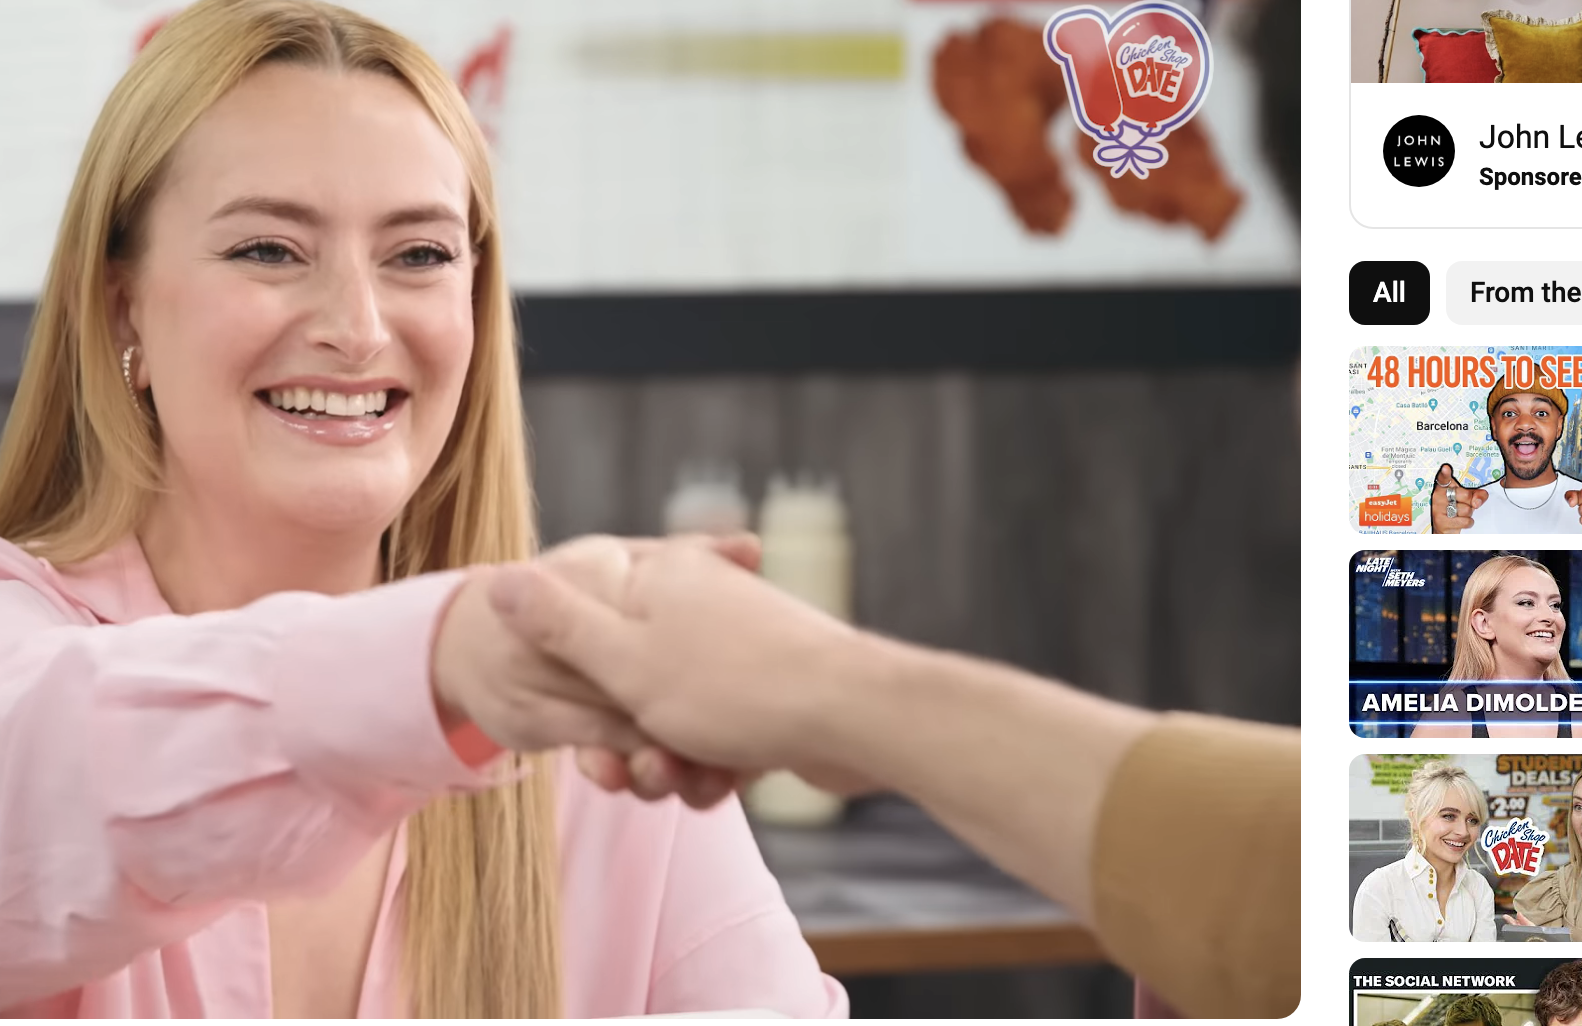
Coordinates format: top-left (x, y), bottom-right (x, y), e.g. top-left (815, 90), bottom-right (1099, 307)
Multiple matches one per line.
top-left (1042, 2), bottom-right (1213, 179)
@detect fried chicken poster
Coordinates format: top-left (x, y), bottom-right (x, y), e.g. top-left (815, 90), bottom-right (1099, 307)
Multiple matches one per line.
top-left (906, 0), bottom-right (1294, 284)
top-left (935, 14), bottom-right (1235, 238)
top-left (0, 0), bottom-right (1295, 295)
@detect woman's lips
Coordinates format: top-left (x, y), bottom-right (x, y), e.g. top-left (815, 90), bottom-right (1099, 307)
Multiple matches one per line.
top-left (255, 391), bottom-right (405, 446)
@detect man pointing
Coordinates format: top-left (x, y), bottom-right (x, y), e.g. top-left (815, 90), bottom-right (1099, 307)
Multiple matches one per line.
top-left (1431, 376), bottom-right (1582, 534)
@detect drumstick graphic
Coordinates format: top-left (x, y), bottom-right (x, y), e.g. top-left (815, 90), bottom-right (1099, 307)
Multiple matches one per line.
top-left (1052, 17), bottom-right (1123, 134)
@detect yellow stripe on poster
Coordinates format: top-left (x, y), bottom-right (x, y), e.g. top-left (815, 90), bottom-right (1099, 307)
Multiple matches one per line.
top-left (576, 33), bottom-right (906, 81)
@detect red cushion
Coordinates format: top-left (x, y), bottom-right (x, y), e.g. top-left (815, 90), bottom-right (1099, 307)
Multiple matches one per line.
top-left (1414, 28), bottom-right (1500, 82)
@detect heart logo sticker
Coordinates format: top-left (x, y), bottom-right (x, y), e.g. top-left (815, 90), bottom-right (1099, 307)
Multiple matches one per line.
top-left (1043, 2), bottom-right (1213, 179)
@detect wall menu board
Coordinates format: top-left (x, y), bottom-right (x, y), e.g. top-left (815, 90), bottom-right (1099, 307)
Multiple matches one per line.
top-left (0, 0), bottom-right (1296, 299)
top-left (1352, 754), bottom-right (1580, 851)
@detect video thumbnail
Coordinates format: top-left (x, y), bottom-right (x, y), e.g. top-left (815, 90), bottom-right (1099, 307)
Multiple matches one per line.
top-left (1352, 959), bottom-right (1582, 1026)
top-left (1349, 550), bottom-right (1582, 738)
top-left (1352, 0), bottom-right (1582, 83)
top-left (1351, 754), bottom-right (1582, 941)
top-left (1351, 347), bottom-right (1582, 534)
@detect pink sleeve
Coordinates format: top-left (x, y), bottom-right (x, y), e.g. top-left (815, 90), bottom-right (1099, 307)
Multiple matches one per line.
top-left (0, 561), bottom-right (494, 1005)
top-left (647, 797), bottom-right (849, 1018)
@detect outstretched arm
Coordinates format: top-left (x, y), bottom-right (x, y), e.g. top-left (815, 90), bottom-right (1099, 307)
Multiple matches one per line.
top-left (0, 565), bottom-right (489, 1006)
top-left (509, 541), bottom-right (1300, 1018)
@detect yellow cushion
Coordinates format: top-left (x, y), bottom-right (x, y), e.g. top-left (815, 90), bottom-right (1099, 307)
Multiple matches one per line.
top-left (1483, 9), bottom-right (1582, 83)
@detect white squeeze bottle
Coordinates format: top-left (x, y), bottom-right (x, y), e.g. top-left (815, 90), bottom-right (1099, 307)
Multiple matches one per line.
top-left (745, 474), bottom-right (853, 827)
top-left (662, 462), bottom-right (750, 536)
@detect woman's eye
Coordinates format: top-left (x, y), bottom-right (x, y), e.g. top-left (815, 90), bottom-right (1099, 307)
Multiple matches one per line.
top-left (231, 241), bottom-right (294, 265)
top-left (399, 245), bottom-right (454, 268)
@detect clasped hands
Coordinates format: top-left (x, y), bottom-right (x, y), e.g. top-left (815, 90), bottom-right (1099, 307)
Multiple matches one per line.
top-left (431, 532), bottom-right (871, 809)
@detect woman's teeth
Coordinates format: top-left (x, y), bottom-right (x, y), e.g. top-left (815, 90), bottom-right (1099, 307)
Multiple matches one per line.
top-left (267, 388), bottom-right (389, 418)
top-left (1531, 631), bottom-right (1556, 640)
top-left (1445, 839), bottom-right (1466, 849)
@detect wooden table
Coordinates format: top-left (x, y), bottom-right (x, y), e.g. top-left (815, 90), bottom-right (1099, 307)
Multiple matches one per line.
top-left (752, 797), bottom-right (1107, 977)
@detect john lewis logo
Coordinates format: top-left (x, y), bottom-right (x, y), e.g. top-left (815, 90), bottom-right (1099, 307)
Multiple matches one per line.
top-left (1383, 115), bottom-right (1455, 187)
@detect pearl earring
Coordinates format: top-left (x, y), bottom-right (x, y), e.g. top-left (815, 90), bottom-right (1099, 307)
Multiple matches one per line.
top-left (121, 346), bottom-right (140, 410)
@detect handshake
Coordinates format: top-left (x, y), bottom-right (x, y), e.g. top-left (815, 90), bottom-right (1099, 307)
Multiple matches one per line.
top-left (430, 533), bottom-right (875, 808)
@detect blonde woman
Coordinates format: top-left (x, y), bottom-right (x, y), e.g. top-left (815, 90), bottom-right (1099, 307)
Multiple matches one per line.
top-left (1508, 775), bottom-right (1582, 939)
top-left (0, 0), bottom-right (842, 1017)
top-left (1413, 554), bottom-right (1575, 740)
top-left (1352, 761), bottom-right (1496, 941)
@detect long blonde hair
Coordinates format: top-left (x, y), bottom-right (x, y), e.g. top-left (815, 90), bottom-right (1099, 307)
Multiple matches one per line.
top-left (1450, 554), bottom-right (1569, 682)
top-left (0, 1), bottom-right (559, 1016)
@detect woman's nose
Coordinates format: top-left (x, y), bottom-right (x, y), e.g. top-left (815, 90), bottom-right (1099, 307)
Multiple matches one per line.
top-left (307, 262), bottom-right (391, 364)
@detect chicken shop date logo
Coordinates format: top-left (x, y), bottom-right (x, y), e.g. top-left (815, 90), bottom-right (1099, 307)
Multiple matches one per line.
top-left (1480, 817), bottom-right (1550, 876)
top-left (1042, 2), bottom-right (1212, 179)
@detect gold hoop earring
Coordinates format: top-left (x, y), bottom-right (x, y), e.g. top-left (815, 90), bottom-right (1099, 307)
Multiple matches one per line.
top-left (121, 346), bottom-right (140, 410)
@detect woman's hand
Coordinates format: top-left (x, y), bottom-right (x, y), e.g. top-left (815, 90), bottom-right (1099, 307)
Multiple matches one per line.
top-left (1503, 911), bottom-right (1536, 926)
top-left (429, 533), bottom-right (765, 808)
top-left (574, 745), bottom-right (751, 809)
top-left (430, 535), bottom-right (651, 756)
top-left (497, 536), bottom-right (880, 786)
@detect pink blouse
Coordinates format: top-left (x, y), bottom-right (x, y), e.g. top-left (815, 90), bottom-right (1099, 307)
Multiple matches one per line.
top-left (0, 536), bottom-right (847, 1018)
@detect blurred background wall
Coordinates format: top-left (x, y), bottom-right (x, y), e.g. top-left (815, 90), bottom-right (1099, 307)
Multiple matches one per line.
top-left (524, 367), bottom-right (1298, 723)
top-left (0, 0), bottom-right (1296, 1015)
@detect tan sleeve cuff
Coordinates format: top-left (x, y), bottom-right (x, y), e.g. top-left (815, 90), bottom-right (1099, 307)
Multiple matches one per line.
top-left (1092, 712), bottom-right (1300, 1019)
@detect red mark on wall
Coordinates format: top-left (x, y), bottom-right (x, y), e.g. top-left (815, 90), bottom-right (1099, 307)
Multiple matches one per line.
top-left (129, 14), bottom-right (513, 149)
top-left (458, 24), bottom-right (512, 145)
top-left (135, 13), bottom-right (175, 56)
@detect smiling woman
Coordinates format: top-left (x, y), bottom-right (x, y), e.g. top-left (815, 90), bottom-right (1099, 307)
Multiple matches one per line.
top-left (0, 0), bottom-right (842, 1019)
top-left (1411, 555), bottom-right (1578, 741)
top-left (1352, 761), bottom-right (1497, 942)
top-left (117, 59), bottom-right (480, 577)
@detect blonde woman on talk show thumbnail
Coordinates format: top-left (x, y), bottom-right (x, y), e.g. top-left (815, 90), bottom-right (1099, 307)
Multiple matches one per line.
top-left (1412, 555), bottom-right (1578, 740)
top-left (1352, 761), bottom-right (1496, 942)
top-left (0, 0), bottom-right (845, 1017)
